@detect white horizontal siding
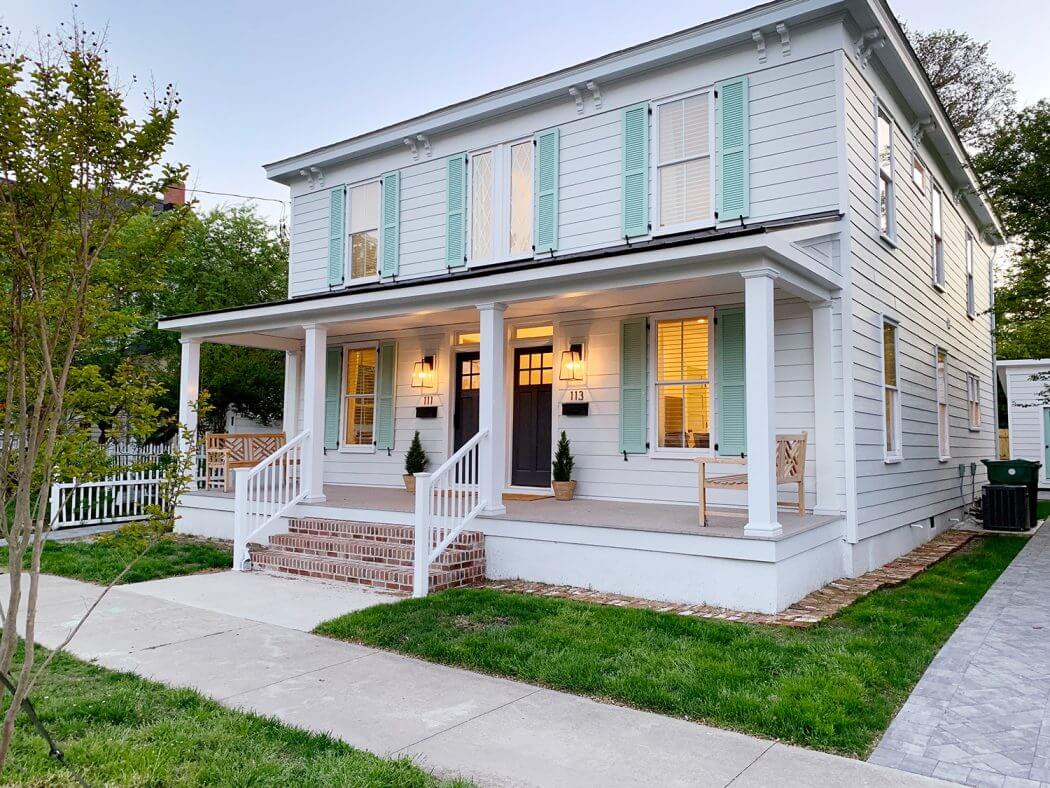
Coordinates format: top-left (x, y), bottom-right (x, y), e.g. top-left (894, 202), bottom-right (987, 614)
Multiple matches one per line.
top-left (843, 57), bottom-right (997, 540)
top-left (398, 157), bottom-right (448, 280)
top-left (288, 189), bottom-right (330, 297)
top-left (557, 110), bottom-right (623, 254)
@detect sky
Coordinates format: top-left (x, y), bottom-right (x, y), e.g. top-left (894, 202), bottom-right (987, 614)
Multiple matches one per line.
top-left (3, 0), bottom-right (1047, 227)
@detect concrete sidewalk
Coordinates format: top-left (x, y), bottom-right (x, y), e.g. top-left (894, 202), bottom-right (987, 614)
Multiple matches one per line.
top-left (14, 571), bottom-right (945, 787)
top-left (870, 527), bottom-right (1050, 786)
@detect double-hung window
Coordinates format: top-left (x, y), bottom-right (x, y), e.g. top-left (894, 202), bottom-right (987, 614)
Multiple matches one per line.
top-left (348, 182), bottom-right (380, 280)
top-left (469, 140), bottom-right (533, 264)
top-left (655, 91), bottom-right (713, 231)
top-left (876, 108), bottom-right (896, 241)
top-left (965, 231), bottom-right (976, 317)
top-left (912, 155), bottom-right (927, 192)
top-left (654, 314), bottom-right (712, 450)
top-left (966, 373), bottom-right (981, 430)
top-left (935, 347), bottom-right (949, 460)
top-left (931, 186), bottom-right (945, 289)
top-left (882, 319), bottom-right (902, 461)
top-left (343, 347), bottom-right (377, 447)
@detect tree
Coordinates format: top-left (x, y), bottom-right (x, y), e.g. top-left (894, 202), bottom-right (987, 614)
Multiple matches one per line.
top-left (973, 102), bottom-right (1050, 253)
top-left (906, 27), bottom-right (1016, 147)
top-left (0, 22), bottom-right (180, 767)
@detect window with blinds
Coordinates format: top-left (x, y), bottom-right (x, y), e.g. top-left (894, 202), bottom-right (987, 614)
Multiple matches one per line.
top-left (655, 315), bottom-right (711, 450)
top-left (343, 347), bottom-right (377, 447)
top-left (656, 92), bottom-right (712, 229)
top-left (348, 182), bottom-right (379, 279)
top-left (883, 320), bottom-right (902, 460)
top-left (936, 347), bottom-right (949, 459)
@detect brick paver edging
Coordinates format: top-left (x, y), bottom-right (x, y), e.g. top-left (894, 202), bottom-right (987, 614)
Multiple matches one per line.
top-left (481, 530), bottom-right (978, 627)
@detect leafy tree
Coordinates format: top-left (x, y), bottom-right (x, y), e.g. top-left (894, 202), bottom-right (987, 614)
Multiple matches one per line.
top-left (973, 102), bottom-right (1050, 253)
top-left (0, 21), bottom-right (180, 766)
top-left (905, 27), bottom-right (1016, 146)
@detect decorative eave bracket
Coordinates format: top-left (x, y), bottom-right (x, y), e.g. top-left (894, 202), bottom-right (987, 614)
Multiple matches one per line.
top-left (855, 28), bottom-right (886, 69)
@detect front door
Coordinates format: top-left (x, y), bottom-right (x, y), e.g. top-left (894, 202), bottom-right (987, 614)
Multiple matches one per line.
top-left (512, 346), bottom-right (553, 487)
top-left (454, 351), bottom-right (481, 452)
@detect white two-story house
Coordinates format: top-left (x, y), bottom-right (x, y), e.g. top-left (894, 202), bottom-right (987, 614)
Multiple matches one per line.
top-left (162, 0), bottom-right (1001, 614)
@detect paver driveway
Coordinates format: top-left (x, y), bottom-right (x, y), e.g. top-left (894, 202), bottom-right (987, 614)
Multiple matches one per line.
top-left (871, 527), bottom-right (1050, 787)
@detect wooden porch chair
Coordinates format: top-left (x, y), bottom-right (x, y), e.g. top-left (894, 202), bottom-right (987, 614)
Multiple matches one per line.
top-left (694, 432), bottom-right (808, 526)
top-left (204, 433), bottom-right (286, 492)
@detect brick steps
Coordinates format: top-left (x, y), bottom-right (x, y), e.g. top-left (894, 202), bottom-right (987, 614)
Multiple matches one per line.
top-left (249, 518), bottom-right (485, 594)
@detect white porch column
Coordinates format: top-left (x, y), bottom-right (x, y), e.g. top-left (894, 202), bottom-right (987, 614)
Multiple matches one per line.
top-left (811, 301), bottom-right (837, 515)
top-left (741, 269), bottom-right (782, 536)
top-left (302, 324), bottom-right (327, 503)
top-left (282, 349), bottom-right (301, 437)
top-left (478, 302), bottom-right (507, 514)
top-left (177, 337), bottom-right (202, 458)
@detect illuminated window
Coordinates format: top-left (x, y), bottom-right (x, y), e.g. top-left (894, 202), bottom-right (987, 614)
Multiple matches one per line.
top-left (883, 320), bottom-right (902, 460)
top-left (343, 347), bottom-right (377, 446)
top-left (348, 182), bottom-right (379, 279)
top-left (459, 356), bottom-right (480, 391)
top-left (517, 351), bottom-right (553, 387)
top-left (514, 325), bottom-right (554, 340)
top-left (456, 331), bottom-right (481, 345)
top-left (655, 316), bottom-right (711, 449)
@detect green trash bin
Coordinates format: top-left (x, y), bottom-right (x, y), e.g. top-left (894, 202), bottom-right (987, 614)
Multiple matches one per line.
top-left (982, 459), bottom-right (1042, 529)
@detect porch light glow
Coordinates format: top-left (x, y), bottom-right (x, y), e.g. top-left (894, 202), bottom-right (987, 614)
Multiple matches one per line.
top-left (559, 343), bottom-right (585, 381)
top-left (411, 356), bottom-right (435, 388)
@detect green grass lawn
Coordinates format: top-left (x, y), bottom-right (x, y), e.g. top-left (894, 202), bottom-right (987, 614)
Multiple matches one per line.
top-left (1038, 499), bottom-right (1050, 520)
top-left (0, 530), bottom-right (231, 585)
top-left (3, 645), bottom-right (466, 786)
top-left (316, 536), bottom-right (1024, 758)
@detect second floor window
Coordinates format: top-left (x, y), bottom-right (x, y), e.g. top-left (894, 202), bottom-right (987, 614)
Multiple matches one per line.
top-left (877, 108), bottom-right (896, 241)
top-left (935, 347), bottom-right (949, 460)
top-left (469, 140), bottom-right (533, 264)
top-left (932, 186), bottom-right (945, 289)
top-left (883, 319), bottom-right (902, 461)
top-left (965, 232), bottom-right (976, 317)
top-left (656, 91), bottom-right (712, 230)
top-left (348, 182), bottom-right (379, 279)
top-left (655, 314), bottom-right (711, 450)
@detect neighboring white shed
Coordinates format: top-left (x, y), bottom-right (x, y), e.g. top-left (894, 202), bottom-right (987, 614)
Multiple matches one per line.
top-left (997, 359), bottom-right (1050, 485)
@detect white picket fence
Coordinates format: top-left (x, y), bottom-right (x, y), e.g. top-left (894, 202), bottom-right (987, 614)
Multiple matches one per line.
top-left (48, 470), bottom-right (167, 529)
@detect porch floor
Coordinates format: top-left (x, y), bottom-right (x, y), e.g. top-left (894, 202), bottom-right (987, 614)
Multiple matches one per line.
top-left (194, 484), bottom-right (839, 541)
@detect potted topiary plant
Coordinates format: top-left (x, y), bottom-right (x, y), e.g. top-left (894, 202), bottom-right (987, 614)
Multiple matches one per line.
top-left (551, 431), bottom-right (576, 501)
top-left (403, 431), bottom-right (429, 493)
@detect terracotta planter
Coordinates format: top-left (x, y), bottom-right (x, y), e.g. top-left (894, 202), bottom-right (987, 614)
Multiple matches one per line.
top-left (552, 480), bottom-right (577, 501)
top-left (403, 474), bottom-right (416, 494)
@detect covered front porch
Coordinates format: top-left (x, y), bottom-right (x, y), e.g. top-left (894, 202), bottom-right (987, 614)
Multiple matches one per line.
top-left (165, 227), bottom-right (849, 612)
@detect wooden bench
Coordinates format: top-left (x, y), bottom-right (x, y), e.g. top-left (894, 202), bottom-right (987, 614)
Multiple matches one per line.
top-left (694, 432), bottom-right (808, 526)
top-left (204, 433), bottom-right (286, 492)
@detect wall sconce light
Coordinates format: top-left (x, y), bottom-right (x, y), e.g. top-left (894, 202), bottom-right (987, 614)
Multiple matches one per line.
top-left (559, 343), bottom-right (585, 382)
top-left (411, 355), bottom-right (435, 388)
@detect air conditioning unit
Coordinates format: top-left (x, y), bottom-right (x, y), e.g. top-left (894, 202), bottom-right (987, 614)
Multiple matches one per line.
top-left (982, 485), bottom-right (1030, 532)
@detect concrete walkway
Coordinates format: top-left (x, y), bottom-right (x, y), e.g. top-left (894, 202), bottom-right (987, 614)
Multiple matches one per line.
top-left (16, 571), bottom-right (944, 788)
top-left (871, 527), bottom-right (1050, 787)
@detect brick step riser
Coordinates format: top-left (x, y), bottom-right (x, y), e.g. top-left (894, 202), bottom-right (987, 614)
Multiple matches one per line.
top-left (250, 549), bottom-right (485, 595)
top-left (288, 520), bottom-right (483, 547)
top-left (267, 536), bottom-right (482, 569)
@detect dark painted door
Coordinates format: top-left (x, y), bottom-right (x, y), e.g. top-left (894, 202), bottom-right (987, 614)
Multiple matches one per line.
top-left (454, 351), bottom-right (481, 451)
top-left (512, 346), bottom-right (553, 487)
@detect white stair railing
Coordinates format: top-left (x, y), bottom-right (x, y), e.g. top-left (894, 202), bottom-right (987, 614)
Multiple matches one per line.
top-left (233, 430), bottom-right (309, 571)
top-left (413, 429), bottom-right (489, 597)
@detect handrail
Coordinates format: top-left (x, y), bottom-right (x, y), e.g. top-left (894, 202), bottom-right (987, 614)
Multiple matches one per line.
top-left (233, 430), bottom-right (309, 571)
top-left (412, 429), bottom-right (489, 597)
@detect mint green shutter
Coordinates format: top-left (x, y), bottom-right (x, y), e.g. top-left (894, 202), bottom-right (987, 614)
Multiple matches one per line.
top-left (534, 129), bottom-right (560, 252)
top-left (716, 308), bottom-right (746, 456)
top-left (717, 76), bottom-right (750, 220)
top-left (324, 347), bottom-right (342, 450)
top-left (328, 186), bottom-right (345, 286)
top-left (619, 318), bottom-right (648, 454)
top-left (375, 341), bottom-right (396, 451)
top-left (380, 171), bottom-right (400, 277)
top-left (445, 154), bottom-right (467, 266)
top-left (621, 103), bottom-right (649, 238)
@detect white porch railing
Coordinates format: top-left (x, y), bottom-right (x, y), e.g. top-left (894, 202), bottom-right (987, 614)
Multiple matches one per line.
top-left (232, 430), bottom-right (308, 571)
top-left (413, 429), bottom-right (489, 597)
top-left (49, 470), bottom-right (166, 529)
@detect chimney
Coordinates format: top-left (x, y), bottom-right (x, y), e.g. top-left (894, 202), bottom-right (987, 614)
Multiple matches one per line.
top-left (163, 182), bottom-right (186, 207)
